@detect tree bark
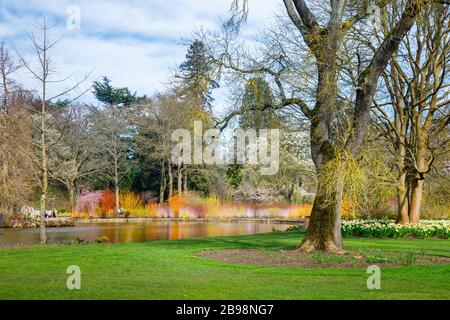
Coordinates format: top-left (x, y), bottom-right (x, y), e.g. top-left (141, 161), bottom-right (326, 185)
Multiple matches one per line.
top-left (300, 183), bottom-right (343, 252)
top-left (40, 63), bottom-right (47, 245)
top-left (40, 111), bottom-right (47, 244)
top-left (396, 174), bottom-right (409, 224)
top-left (115, 184), bottom-right (120, 214)
top-left (183, 163), bottom-right (188, 193)
top-left (409, 179), bottom-right (424, 224)
top-left (396, 145), bottom-right (409, 224)
top-left (298, 53), bottom-right (343, 252)
top-left (333, 169), bottom-right (344, 248)
top-left (159, 159), bottom-right (166, 204)
top-left (67, 181), bottom-right (75, 213)
top-left (114, 155), bottom-right (120, 213)
top-left (168, 159), bottom-right (173, 199)
top-left (409, 136), bottom-right (427, 224)
top-left (177, 164), bottom-right (183, 194)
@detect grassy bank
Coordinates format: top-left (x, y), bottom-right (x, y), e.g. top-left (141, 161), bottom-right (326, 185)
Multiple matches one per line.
top-left (0, 232), bottom-right (449, 300)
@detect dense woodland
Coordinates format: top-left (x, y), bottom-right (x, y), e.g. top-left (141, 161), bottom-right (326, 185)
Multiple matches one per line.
top-left (0, 0), bottom-right (449, 251)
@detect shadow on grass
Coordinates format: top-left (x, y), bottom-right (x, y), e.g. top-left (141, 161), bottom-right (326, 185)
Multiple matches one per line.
top-left (145, 231), bottom-right (305, 252)
top-left (142, 231), bottom-right (450, 259)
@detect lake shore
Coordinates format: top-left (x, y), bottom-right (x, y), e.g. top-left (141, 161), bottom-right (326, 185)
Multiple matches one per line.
top-left (74, 217), bottom-right (304, 224)
top-left (1, 217), bottom-right (76, 229)
top-left (0, 216), bottom-right (304, 229)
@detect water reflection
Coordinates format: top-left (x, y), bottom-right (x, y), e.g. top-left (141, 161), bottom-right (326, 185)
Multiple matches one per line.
top-left (0, 221), bottom-right (295, 246)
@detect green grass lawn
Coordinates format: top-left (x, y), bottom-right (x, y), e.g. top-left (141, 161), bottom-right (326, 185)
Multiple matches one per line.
top-left (0, 231), bottom-right (449, 300)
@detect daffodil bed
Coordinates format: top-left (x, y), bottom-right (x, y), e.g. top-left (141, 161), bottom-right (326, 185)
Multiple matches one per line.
top-left (341, 220), bottom-right (450, 239)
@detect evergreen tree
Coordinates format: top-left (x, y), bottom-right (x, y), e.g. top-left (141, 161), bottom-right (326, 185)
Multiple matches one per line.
top-left (92, 76), bottom-right (136, 107)
top-left (179, 40), bottom-right (218, 110)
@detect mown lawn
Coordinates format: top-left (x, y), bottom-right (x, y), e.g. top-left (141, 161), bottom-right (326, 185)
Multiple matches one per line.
top-left (0, 231), bottom-right (449, 300)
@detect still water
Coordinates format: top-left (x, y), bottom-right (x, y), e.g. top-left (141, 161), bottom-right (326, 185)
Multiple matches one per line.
top-left (0, 221), bottom-right (295, 246)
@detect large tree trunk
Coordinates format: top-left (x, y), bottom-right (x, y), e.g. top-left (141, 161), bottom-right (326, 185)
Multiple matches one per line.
top-left (300, 182), bottom-right (343, 253)
top-left (298, 49), bottom-right (343, 252)
top-left (396, 175), bottom-right (409, 224)
top-left (300, 140), bottom-right (345, 252)
top-left (396, 145), bottom-right (409, 224)
top-left (409, 178), bottom-right (424, 224)
top-left (408, 123), bottom-right (428, 224)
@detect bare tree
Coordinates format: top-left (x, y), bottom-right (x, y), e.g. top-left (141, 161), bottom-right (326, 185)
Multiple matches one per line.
top-left (202, 0), bottom-right (447, 251)
top-left (0, 44), bottom-right (34, 215)
top-left (17, 17), bottom-right (90, 244)
top-left (0, 42), bottom-right (21, 110)
top-left (373, 4), bottom-right (450, 224)
top-left (89, 104), bottom-right (132, 212)
top-left (49, 104), bottom-right (101, 212)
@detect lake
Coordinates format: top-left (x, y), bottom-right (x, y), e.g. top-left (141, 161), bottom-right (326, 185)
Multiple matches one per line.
top-left (0, 221), bottom-right (297, 246)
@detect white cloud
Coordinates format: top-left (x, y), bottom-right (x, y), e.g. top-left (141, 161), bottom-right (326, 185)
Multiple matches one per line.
top-left (1, 0), bottom-right (282, 106)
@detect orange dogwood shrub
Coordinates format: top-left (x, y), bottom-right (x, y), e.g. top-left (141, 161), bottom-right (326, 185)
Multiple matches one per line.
top-left (99, 190), bottom-right (115, 217)
top-left (145, 202), bottom-right (159, 218)
top-left (168, 195), bottom-right (183, 218)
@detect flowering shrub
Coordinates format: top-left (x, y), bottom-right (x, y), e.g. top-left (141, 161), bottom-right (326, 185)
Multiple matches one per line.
top-left (341, 220), bottom-right (450, 239)
top-left (288, 204), bottom-right (313, 219)
top-left (120, 192), bottom-right (143, 216)
top-left (168, 195), bottom-right (184, 218)
top-left (75, 191), bottom-right (103, 217)
top-left (145, 202), bottom-right (159, 218)
top-left (99, 190), bottom-right (116, 217)
top-left (73, 191), bottom-right (319, 220)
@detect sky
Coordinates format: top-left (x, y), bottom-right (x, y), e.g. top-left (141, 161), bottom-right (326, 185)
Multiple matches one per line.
top-left (0, 0), bottom-right (282, 110)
